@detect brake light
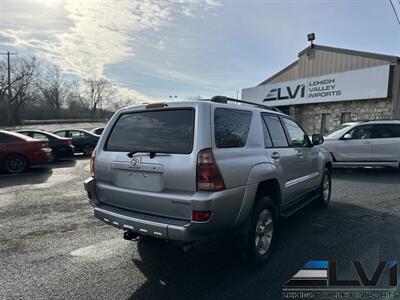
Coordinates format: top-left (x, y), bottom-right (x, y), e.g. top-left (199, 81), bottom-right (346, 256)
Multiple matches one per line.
top-left (90, 148), bottom-right (96, 177)
top-left (35, 141), bottom-right (48, 149)
top-left (145, 103), bottom-right (167, 109)
top-left (196, 148), bottom-right (225, 191)
top-left (192, 210), bottom-right (212, 222)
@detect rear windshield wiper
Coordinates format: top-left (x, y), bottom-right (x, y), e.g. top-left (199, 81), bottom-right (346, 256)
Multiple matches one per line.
top-left (127, 151), bottom-right (156, 159)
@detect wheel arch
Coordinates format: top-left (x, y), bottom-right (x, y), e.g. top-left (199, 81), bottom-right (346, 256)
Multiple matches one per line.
top-left (233, 163), bottom-right (283, 227)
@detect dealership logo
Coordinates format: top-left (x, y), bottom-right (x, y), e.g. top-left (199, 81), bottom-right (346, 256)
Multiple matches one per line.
top-left (264, 78), bottom-right (342, 102)
top-left (282, 260), bottom-right (398, 299)
top-left (264, 84), bottom-right (305, 101)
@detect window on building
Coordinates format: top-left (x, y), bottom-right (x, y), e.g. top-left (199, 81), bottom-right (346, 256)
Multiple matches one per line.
top-left (262, 114), bottom-right (288, 147)
top-left (341, 112), bottom-right (351, 124)
top-left (321, 113), bottom-right (331, 135)
top-left (214, 108), bottom-right (252, 148)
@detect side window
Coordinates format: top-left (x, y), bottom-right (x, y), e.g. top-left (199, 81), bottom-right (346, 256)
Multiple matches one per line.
top-left (262, 114), bottom-right (288, 147)
top-left (346, 125), bottom-right (373, 139)
top-left (32, 133), bottom-right (49, 140)
top-left (70, 131), bottom-right (83, 138)
top-left (373, 124), bottom-right (400, 138)
top-left (262, 119), bottom-right (273, 148)
top-left (214, 108), bottom-right (252, 148)
top-left (55, 131), bottom-right (66, 137)
top-left (0, 133), bottom-right (13, 143)
top-left (281, 118), bottom-right (310, 147)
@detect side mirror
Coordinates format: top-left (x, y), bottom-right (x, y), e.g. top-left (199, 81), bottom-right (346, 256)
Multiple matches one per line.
top-left (312, 134), bottom-right (324, 146)
top-left (343, 133), bottom-right (352, 139)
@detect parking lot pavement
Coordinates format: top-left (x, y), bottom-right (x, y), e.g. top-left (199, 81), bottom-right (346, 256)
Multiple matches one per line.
top-left (0, 163), bottom-right (399, 300)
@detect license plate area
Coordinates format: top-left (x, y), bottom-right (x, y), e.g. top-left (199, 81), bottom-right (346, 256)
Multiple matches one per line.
top-left (111, 161), bottom-right (164, 192)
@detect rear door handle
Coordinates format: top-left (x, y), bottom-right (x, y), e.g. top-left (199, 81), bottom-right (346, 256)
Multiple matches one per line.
top-left (271, 152), bottom-right (280, 160)
top-left (296, 150), bottom-right (303, 158)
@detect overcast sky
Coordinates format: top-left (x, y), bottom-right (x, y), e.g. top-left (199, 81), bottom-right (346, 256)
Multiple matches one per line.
top-left (1, 0), bottom-right (399, 102)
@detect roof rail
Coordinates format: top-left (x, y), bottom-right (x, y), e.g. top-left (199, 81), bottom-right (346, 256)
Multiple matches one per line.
top-left (209, 95), bottom-right (282, 113)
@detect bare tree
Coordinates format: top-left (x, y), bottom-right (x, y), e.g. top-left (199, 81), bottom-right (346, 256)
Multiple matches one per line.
top-left (37, 64), bottom-right (67, 114)
top-left (84, 78), bottom-right (115, 115)
top-left (8, 56), bottom-right (40, 124)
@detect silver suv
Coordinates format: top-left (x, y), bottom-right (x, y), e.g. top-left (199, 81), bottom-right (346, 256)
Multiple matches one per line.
top-left (323, 120), bottom-right (400, 168)
top-left (84, 96), bottom-right (332, 265)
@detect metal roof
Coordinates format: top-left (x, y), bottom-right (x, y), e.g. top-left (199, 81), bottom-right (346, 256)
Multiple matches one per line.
top-left (259, 44), bottom-right (399, 86)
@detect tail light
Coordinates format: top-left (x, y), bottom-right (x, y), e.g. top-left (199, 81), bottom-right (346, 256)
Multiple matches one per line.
top-left (90, 148), bottom-right (96, 177)
top-left (196, 148), bottom-right (225, 191)
top-left (192, 210), bottom-right (212, 222)
top-left (35, 141), bottom-right (48, 149)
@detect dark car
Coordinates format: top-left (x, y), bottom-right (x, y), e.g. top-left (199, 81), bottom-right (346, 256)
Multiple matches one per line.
top-left (53, 129), bottom-right (99, 156)
top-left (91, 127), bottom-right (104, 135)
top-left (0, 130), bottom-right (52, 173)
top-left (17, 130), bottom-right (75, 162)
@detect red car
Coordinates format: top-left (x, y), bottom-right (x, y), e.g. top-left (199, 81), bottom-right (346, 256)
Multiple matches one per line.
top-left (0, 130), bottom-right (52, 173)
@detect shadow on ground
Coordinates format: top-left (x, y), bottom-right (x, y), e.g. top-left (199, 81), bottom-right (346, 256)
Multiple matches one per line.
top-left (333, 167), bottom-right (400, 183)
top-left (0, 167), bottom-right (53, 188)
top-left (128, 201), bottom-right (400, 300)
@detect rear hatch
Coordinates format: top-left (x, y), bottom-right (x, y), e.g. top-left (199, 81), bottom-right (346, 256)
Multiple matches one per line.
top-left (94, 104), bottom-right (209, 220)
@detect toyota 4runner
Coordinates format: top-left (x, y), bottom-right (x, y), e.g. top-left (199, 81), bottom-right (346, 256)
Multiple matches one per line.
top-left (84, 96), bottom-right (332, 265)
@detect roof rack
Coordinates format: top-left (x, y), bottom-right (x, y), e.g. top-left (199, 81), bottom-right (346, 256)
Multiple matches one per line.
top-left (209, 95), bottom-right (282, 113)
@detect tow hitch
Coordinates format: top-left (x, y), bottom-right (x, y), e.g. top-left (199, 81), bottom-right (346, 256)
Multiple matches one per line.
top-left (123, 230), bottom-right (140, 241)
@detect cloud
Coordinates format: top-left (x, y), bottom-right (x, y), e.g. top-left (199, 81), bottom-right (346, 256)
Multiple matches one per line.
top-left (0, 0), bottom-right (222, 102)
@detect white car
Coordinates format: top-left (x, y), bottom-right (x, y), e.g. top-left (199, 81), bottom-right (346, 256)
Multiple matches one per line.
top-left (322, 120), bottom-right (400, 168)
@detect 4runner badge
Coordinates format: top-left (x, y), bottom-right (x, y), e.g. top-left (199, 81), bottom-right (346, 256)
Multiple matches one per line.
top-left (130, 157), bottom-right (141, 168)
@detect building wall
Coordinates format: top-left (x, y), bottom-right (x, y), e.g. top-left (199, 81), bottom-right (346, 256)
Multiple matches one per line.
top-left (290, 98), bottom-right (392, 134)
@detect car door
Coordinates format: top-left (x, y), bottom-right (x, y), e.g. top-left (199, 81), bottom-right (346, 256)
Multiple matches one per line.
top-left (68, 131), bottom-right (85, 149)
top-left (280, 117), bottom-right (320, 193)
top-left (371, 124), bottom-right (400, 163)
top-left (262, 114), bottom-right (307, 204)
top-left (334, 124), bottom-right (373, 162)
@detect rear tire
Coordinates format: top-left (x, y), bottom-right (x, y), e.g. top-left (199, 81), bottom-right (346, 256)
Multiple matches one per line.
top-left (5, 154), bottom-right (28, 174)
top-left (312, 168), bottom-right (331, 208)
top-left (245, 196), bottom-right (277, 266)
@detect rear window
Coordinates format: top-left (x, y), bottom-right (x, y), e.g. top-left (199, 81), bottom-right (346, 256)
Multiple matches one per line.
top-left (214, 108), bottom-right (252, 148)
top-left (105, 109), bottom-right (195, 154)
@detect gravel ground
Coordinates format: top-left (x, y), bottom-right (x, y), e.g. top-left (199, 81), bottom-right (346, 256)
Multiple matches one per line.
top-left (0, 161), bottom-right (399, 300)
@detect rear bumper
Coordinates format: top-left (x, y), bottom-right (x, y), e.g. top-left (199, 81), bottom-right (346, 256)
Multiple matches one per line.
top-left (30, 148), bottom-right (52, 165)
top-left (58, 145), bottom-right (75, 158)
top-left (84, 177), bottom-right (245, 242)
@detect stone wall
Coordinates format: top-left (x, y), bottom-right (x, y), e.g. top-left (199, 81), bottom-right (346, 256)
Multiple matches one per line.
top-left (290, 98), bottom-right (392, 134)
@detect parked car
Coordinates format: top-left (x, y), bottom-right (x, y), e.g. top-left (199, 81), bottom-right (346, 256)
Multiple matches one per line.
top-left (84, 96), bottom-right (332, 265)
top-left (323, 120), bottom-right (400, 168)
top-left (91, 127), bottom-right (104, 135)
top-left (53, 129), bottom-right (99, 156)
top-left (17, 130), bottom-right (74, 162)
top-left (0, 130), bottom-right (52, 173)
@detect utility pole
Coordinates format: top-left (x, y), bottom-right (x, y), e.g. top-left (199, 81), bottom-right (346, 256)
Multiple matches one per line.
top-left (1, 51), bottom-right (17, 127)
top-left (90, 80), bottom-right (94, 122)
